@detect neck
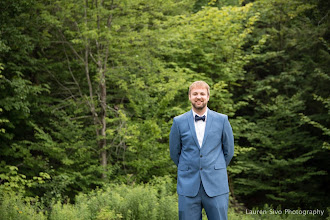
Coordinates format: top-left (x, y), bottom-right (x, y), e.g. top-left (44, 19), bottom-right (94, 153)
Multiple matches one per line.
top-left (192, 106), bottom-right (207, 115)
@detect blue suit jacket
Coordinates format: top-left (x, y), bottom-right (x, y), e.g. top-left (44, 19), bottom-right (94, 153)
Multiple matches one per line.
top-left (169, 108), bottom-right (234, 197)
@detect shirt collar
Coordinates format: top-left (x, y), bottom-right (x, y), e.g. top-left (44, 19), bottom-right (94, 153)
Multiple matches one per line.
top-left (192, 108), bottom-right (208, 120)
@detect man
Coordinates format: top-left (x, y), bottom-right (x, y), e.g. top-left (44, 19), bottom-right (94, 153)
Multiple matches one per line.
top-left (169, 81), bottom-right (234, 220)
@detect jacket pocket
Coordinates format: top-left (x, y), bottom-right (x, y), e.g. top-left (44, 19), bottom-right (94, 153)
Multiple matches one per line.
top-left (178, 164), bottom-right (189, 171)
top-left (214, 163), bottom-right (226, 170)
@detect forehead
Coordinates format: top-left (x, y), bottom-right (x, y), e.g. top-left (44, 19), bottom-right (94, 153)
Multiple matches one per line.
top-left (190, 86), bottom-right (208, 94)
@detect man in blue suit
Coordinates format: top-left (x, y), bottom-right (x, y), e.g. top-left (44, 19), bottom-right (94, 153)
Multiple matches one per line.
top-left (170, 81), bottom-right (234, 220)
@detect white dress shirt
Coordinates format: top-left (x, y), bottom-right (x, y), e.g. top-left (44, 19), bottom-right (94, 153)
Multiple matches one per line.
top-left (193, 109), bottom-right (208, 148)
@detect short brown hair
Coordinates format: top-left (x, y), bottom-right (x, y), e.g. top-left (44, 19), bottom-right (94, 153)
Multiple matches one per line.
top-left (188, 81), bottom-right (210, 96)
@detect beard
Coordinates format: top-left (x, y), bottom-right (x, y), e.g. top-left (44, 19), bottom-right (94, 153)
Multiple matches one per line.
top-left (191, 101), bottom-right (207, 110)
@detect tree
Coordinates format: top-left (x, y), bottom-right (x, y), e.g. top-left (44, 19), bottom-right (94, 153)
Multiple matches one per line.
top-left (231, 0), bottom-right (330, 209)
top-left (41, 0), bottom-right (121, 178)
top-left (40, 0), bottom-right (196, 184)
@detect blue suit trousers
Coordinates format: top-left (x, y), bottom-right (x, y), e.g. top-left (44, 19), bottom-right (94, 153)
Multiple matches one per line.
top-left (178, 182), bottom-right (229, 220)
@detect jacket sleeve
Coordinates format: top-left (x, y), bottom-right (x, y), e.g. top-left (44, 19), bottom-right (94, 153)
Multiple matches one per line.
top-left (222, 115), bottom-right (234, 167)
top-left (169, 118), bottom-right (181, 166)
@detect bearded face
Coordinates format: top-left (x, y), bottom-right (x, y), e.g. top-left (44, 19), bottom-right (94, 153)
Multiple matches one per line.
top-left (189, 87), bottom-right (209, 113)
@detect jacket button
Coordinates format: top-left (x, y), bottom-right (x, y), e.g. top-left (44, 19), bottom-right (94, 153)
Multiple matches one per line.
top-left (200, 168), bottom-right (203, 170)
top-left (200, 155), bottom-right (203, 157)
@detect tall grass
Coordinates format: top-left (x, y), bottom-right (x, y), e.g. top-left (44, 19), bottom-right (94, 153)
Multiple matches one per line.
top-left (0, 193), bottom-right (46, 220)
top-left (0, 177), bottom-right (328, 220)
top-left (49, 183), bottom-right (178, 220)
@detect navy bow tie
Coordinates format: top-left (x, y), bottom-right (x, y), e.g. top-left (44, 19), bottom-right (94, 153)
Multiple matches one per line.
top-left (195, 115), bottom-right (206, 122)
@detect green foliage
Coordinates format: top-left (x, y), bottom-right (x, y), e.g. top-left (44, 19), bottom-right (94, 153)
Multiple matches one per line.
top-left (231, 0), bottom-right (329, 209)
top-left (0, 164), bottom-right (50, 195)
top-left (0, 193), bottom-right (46, 220)
top-left (0, 188), bottom-right (325, 220)
top-left (49, 177), bottom-right (178, 220)
top-left (37, 0), bottom-right (196, 185)
top-left (193, 0), bottom-right (241, 12)
top-left (160, 3), bottom-right (258, 83)
top-left (0, 0), bottom-right (329, 215)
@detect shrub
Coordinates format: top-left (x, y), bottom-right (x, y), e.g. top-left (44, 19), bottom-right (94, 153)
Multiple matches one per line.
top-left (71, 183), bottom-right (178, 220)
top-left (49, 176), bottom-right (178, 220)
top-left (0, 193), bottom-right (46, 220)
top-left (49, 200), bottom-right (91, 220)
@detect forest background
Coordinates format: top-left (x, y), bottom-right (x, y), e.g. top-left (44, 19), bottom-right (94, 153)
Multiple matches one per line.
top-left (0, 0), bottom-right (329, 219)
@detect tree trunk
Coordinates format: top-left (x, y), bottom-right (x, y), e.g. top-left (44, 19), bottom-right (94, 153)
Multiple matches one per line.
top-left (99, 71), bottom-right (107, 178)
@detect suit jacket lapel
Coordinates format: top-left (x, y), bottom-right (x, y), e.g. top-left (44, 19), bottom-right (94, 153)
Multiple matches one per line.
top-left (187, 110), bottom-right (201, 148)
top-left (202, 108), bottom-right (213, 147)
